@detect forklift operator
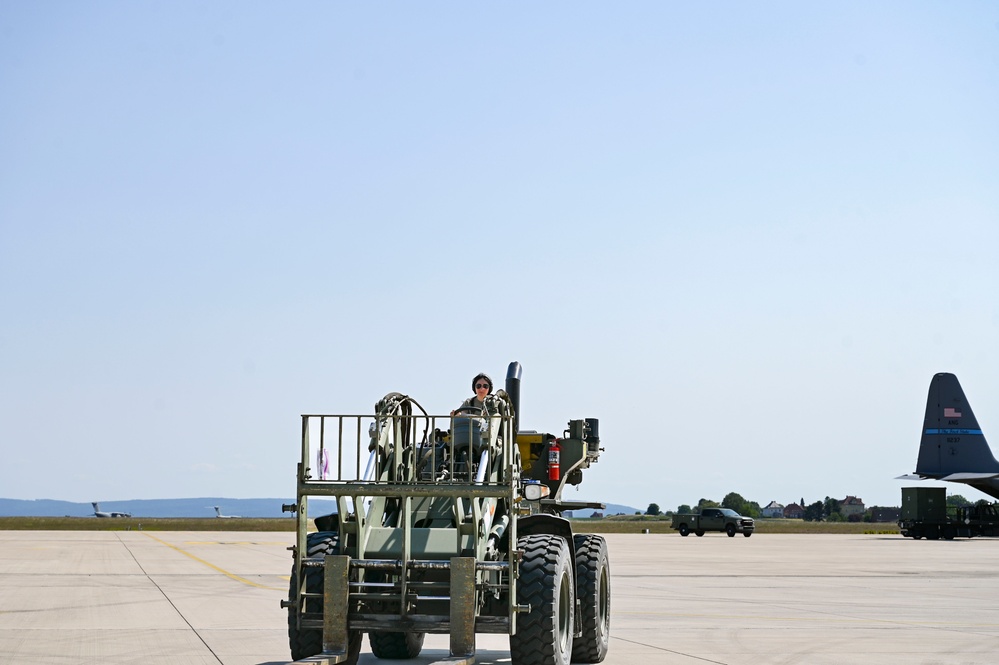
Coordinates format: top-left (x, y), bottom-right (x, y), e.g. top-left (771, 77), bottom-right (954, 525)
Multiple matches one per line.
top-left (451, 372), bottom-right (492, 416)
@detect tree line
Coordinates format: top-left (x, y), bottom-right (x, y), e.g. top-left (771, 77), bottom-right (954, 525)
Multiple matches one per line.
top-left (642, 492), bottom-right (986, 522)
top-left (643, 492), bottom-right (761, 519)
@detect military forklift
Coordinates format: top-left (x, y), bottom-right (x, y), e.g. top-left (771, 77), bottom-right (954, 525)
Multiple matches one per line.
top-left (282, 361), bottom-right (610, 665)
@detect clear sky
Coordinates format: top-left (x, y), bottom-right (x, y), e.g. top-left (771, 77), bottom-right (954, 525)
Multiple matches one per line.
top-left (2, 3), bottom-right (997, 512)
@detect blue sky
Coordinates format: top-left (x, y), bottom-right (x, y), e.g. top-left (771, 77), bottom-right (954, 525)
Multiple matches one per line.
top-left (2, 3), bottom-right (997, 511)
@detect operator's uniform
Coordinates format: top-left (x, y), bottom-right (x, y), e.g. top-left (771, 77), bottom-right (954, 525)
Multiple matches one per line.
top-left (458, 396), bottom-right (486, 412)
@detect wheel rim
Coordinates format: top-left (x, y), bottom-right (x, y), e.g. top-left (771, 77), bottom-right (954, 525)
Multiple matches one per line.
top-left (558, 568), bottom-right (571, 652)
top-left (598, 565), bottom-right (609, 633)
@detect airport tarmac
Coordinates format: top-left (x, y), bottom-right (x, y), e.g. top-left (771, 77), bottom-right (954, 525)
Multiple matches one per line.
top-left (1, 530), bottom-right (998, 665)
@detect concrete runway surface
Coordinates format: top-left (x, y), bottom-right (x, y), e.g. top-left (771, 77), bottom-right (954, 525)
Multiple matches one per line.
top-left (1, 530), bottom-right (998, 665)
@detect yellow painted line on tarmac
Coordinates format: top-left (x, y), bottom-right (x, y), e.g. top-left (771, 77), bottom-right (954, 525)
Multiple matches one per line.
top-left (142, 532), bottom-right (284, 591)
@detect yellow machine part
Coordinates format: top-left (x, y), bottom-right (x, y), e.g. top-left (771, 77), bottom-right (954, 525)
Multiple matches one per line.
top-left (516, 433), bottom-right (550, 474)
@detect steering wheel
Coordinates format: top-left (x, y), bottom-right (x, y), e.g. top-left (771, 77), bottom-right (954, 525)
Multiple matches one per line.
top-left (452, 405), bottom-right (484, 416)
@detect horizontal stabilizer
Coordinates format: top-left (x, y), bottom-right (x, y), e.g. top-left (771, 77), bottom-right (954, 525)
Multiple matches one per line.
top-left (895, 474), bottom-right (928, 481)
top-left (940, 472), bottom-right (999, 482)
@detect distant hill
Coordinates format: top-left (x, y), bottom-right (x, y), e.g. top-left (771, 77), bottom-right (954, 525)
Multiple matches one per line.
top-left (0, 497), bottom-right (337, 518)
top-left (565, 503), bottom-right (641, 518)
top-left (0, 497), bottom-right (639, 519)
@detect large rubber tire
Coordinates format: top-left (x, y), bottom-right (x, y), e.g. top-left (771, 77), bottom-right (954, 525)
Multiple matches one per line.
top-left (571, 534), bottom-right (611, 663)
top-left (695, 530), bottom-right (705, 537)
top-left (510, 534), bottom-right (575, 665)
top-left (678, 524), bottom-right (690, 537)
top-left (726, 524), bottom-right (736, 537)
top-left (369, 631), bottom-right (425, 659)
top-left (288, 532), bottom-right (362, 664)
top-left (743, 532), bottom-right (752, 538)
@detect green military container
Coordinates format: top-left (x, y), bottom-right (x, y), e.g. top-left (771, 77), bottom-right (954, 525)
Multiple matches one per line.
top-left (901, 487), bottom-right (946, 521)
top-left (898, 487), bottom-right (961, 540)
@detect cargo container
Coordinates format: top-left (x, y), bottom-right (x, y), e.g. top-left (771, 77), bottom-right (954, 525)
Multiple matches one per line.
top-left (898, 487), bottom-right (999, 540)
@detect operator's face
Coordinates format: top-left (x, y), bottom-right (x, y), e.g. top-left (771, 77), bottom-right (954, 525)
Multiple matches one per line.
top-left (474, 380), bottom-right (490, 399)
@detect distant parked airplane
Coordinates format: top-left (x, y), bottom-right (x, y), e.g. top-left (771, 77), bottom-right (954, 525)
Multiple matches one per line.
top-left (214, 506), bottom-right (240, 519)
top-left (92, 502), bottom-right (131, 518)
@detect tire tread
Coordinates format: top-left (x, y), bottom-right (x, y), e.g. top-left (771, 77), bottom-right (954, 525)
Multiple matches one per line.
top-left (571, 534), bottom-right (610, 663)
top-left (510, 534), bottom-right (574, 665)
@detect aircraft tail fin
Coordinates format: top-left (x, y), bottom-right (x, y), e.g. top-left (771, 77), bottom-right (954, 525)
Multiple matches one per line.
top-left (915, 373), bottom-right (998, 477)
top-left (92, 502), bottom-right (99, 511)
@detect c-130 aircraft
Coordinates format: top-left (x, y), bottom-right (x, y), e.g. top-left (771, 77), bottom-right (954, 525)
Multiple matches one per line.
top-left (898, 373), bottom-right (999, 500)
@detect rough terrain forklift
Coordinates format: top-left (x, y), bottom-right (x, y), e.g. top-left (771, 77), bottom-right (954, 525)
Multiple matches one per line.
top-left (283, 361), bottom-right (610, 665)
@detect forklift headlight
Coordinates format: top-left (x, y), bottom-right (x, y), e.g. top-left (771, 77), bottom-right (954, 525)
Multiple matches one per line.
top-left (523, 482), bottom-right (550, 501)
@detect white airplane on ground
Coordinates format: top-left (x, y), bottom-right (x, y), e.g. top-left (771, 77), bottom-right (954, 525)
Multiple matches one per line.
top-left (214, 506), bottom-right (240, 519)
top-left (92, 502), bottom-right (131, 518)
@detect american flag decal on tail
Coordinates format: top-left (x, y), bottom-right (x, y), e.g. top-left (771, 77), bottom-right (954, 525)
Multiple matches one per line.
top-left (945, 407), bottom-right (962, 418)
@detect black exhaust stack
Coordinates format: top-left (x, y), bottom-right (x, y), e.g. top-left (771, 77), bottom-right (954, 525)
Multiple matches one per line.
top-left (505, 361), bottom-right (522, 434)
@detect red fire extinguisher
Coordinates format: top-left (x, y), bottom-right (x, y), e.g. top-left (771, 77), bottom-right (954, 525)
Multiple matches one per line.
top-left (548, 440), bottom-right (561, 481)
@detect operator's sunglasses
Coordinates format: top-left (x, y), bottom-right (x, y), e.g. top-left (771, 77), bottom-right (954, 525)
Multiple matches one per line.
top-left (475, 383), bottom-right (490, 389)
